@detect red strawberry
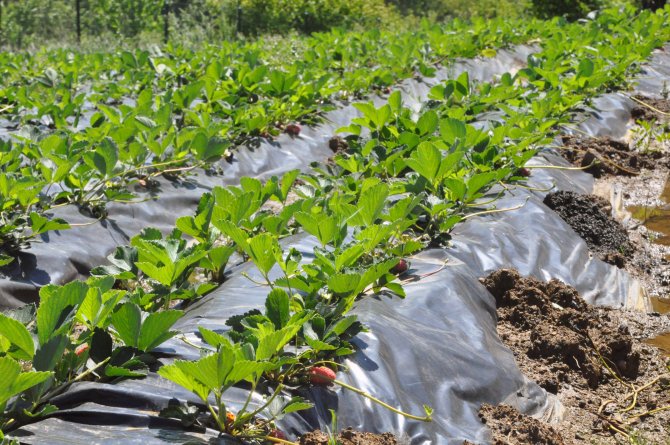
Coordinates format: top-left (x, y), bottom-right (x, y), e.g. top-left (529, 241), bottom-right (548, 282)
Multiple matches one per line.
top-left (285, 123), bottom-right (301, 137)
top-left (309, 366), bottom-right (336, 386)
top-left (75, 343), bottom-right (89, 356)
top-left (268, 429), bottom-right (287, 440)
top-left (391, 259), bottom-right (408, 275)
top-left (516, 167), bottom-right (531, 177)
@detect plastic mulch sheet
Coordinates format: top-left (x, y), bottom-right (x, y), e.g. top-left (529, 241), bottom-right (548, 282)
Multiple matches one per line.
top-left (7, 44), bottom-right (670, 444)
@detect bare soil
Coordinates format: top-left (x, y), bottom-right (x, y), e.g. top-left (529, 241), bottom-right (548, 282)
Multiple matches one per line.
top-left (560, 135), bottom-right (667, 177)
top-left (299, 428), bottom-right (399, 445)
top-left (480, 269), bottom-right (670, 445)
top-left (631, 95), bottom-right (670, 123)
top-left (476, 404), bottom-right (568, 445)
top-left (543, 191), bottom-right (632, 267)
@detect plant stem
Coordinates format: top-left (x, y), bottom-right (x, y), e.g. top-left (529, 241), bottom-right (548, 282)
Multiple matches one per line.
top-left (264, 436), bottom-right (299, 445)
top-left (73, 357), bottom-right (110, 382)
top-left (329, 378), bottom-right (432, 422)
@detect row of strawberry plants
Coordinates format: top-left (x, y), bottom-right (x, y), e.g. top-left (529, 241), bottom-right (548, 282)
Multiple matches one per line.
top-left (0, 16), bottom-right (548, 265)
top-left (1, 5), bottom-right (670, 443)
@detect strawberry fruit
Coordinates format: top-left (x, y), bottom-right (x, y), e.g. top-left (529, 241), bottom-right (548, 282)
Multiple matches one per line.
top-left (268, 429), bottom-right (287, 440)
top-left (391, 259), bottom-right (408, 275)
top-left (309, 366), bottom-right (336, 386)
top-left (285, 123), bottom-right (301, 137)
top-left (74, 343), bottom-right (89, 356)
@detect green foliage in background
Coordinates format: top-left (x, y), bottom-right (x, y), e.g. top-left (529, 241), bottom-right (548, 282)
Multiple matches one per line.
top-left (0, 0), bottom-right (665, 49)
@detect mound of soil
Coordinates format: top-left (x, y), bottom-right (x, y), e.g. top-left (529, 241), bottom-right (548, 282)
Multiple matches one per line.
top-left (543, 191), bottom-right (632, 267)
top-left (481, 269), bottom-right (670, 444)
top-left (631, 95), bottom-right (670, 123)
top-left (299, 428), bottom-right (398, 445)
top-left (560, 135), bottom-right (665, 177)
top-left (481, 269), bottom-right (640, 391)
top-left (477, 404), bottom-right (568, 445)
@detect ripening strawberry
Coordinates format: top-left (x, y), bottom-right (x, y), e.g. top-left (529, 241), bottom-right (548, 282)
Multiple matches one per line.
top-left (516, 167), bottom-right (531, 177)
top-left (268, 429), bottom-right (287, 440)
top-left (226, 411), bottom-right (236, 424)
top-left (309, 366), bottom-right (336, 386)
top-left (391, 259), bottom-right (408, 275)
top-left (75, 343), bottom-right (89, 356)
top-left (285, 123), bottom-right (301, 137)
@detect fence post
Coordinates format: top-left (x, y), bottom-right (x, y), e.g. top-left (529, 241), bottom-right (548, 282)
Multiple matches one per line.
top-left (163, 0), bottom-right (170, 44)
top-left (76, 0), bottom-right (81, 45)
top-left (236, 2), bottom-right (242, 36)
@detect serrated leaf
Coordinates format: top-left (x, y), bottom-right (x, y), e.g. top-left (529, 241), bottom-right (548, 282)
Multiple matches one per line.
top-left (328, 273), bottom-right (361, 295)
top-left (265, 289), bottom-right (290, 330)
top-left (37, 281), bottom-right (88, 345)
top-left (110, 303), bottom-right (142, 349)
top-left (29, 212), bottom-right (70, 236)
top-left (32, 335), bottom-right (68, 372)
top-left (105, 365), bottom-right (148, 378)
top-left (0, 357), bottom-right (52, 406)
top-left (0, 313), bottom-right (34, 360)
top-left (138, 310), bottom-right (183, 352)
top-left (416, 110), bottom-right (438, 135)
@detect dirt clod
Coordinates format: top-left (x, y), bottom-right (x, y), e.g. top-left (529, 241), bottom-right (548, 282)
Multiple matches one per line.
top-left (481, 269), bottom-right (640, 389)
top-left (543, 191), bottom-right (632, 267)
top-left (481, 268), bottom-right (670, 445)
top-left (478, 403), bottom-right (569, 445)
top-left (560, 135), bottom-right (668, 177)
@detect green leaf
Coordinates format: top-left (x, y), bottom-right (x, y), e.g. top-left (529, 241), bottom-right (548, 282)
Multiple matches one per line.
top-left (247, 233), bottom-right (278, 277)
top-left (111, 303), bottom-right (142, 349)
top-left (135, 261), bottom-right (174, 287)
top-left (32, 334), bottom-right (68, 372)
top-left (198, 327), bottom-right (233, 349)
top-left (105, 365), bottom-right (148, 378)
top-left (195, 135), bottom-right (230, 162)
top-left (577, 58), bottom-right (594, 78)
top-left (255, 324), bottom-right (302, 361)
top-left (0, 357), bottom-right (52, 406)
top-left (138, 310), bottom-right (183, 352)
top-left (294, 212), bottom-right (336, 246)
top-left (265, 289), bottom-right (290, 330)
top-left (334, 244), bottom-right (365, 271)
top-left (37, 281), bottom-right (88, 345)
top-left (351, 183), bottom-right (389, 227)
top-left (92, 138), bottom-right (119, 176)
top-left (158, 361), bottom-right (211, 402)
top-left (29, 212), bottom-right (70, 236)
top-left (416, 110), bottom-right (438, 135)
top-left (405, 142), bottom-right (441, 184)
top-left (0, 313), bottom-right (34, 361)
top-left (135, 115), bottom-right (157, 129)
top-left (439, 118), bottom-right (467, 145)
top-left (328, 273), bottom-right (361, 295)
top-left (0, 254), bottom-right (14, 267)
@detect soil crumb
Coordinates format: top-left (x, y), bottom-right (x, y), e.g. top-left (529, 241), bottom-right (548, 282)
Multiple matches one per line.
top-left (560, 135), bottom-right (666, 177)
top-left (543, 191), bottom-right (632, 267)
top-left (299, 428), bottom-right (399, 445)
top-left (477, 403), bottom-right (568, 445)
top-left (481, 269), bottom-right (670, 445)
